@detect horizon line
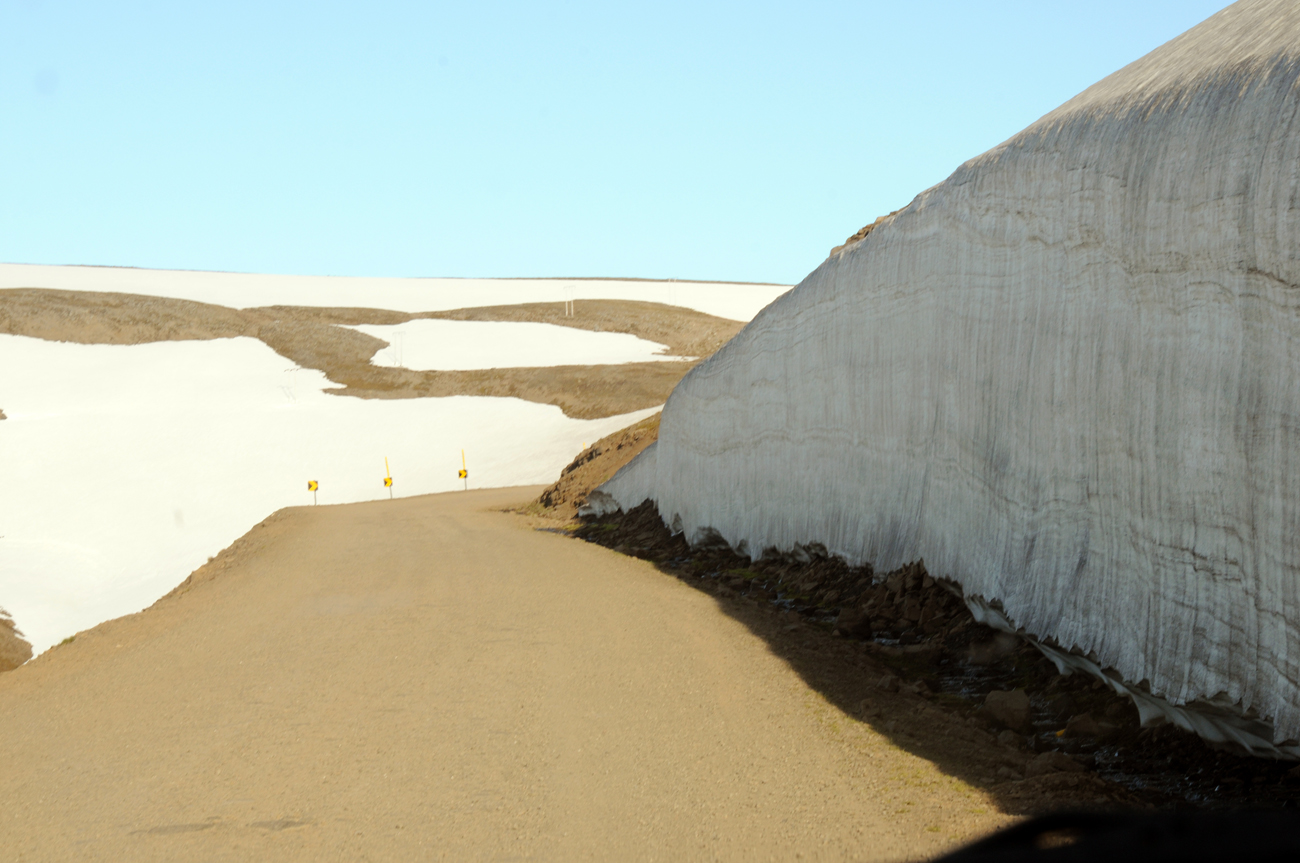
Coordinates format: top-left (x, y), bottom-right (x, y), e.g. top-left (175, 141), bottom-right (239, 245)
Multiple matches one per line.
top-left (1, 261), bottom-right (793, 288)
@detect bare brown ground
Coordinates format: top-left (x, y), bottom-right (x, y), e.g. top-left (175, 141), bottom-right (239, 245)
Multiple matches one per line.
top-left (530, 412), bottom-right (661, 520)
top-left (0, 290), bottom-right (743, 419)
top-left (0, 488), bottom-right (1012, 861)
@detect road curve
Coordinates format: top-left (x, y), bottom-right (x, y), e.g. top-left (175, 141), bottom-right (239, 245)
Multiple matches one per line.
top-left (0, 487), bottom-right (1002, 861)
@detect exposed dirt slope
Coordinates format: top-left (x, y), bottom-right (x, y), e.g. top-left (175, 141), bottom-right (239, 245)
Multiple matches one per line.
top-left (531, 412), bottom-right (661, 520)
top-left (0, 290), bottom-right (743, 418)
top-left (0, 487), bottom-right (1011, 860)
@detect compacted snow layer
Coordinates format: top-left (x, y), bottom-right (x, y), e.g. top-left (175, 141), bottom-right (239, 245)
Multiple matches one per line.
top-left (599, 0), bottom-right (1300, 743)
top-left (0, 334), bottom-right (657, 655)
top-left (350, 320), bottom-right (682, 370)
top-left (0, 265), bottom-right (787, 323)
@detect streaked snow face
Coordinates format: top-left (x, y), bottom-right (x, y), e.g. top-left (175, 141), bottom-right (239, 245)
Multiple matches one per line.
top-left (350, 319), bottom-right (685, 370)
top-left (0, 334), bottom-right (657, 655)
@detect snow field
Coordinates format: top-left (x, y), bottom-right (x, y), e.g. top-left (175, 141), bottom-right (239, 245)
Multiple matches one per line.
top-left (350, 319), bottom-right (685, 370)
top-left (0, 334), bottom-right (658, 655)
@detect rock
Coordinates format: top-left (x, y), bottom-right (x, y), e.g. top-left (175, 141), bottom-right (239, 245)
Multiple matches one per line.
top-left (1047, 693), bottom-right (1078, 719)
top-left (901, 679), bottom-right (932, 696)
top-left (1064, 712), bottom-right (1104, 738)
top-left (967, 632), bottom-right (1019, 664)
top-left (876, 674), bottom-right (900, 693)
top-left (997, 729), bottom-right (1023, 748)
top-left (833, 606), bottom-right (872, 639)
top-left (1104, 699), bottom-right (1132, 720)
top-left (981, 689), bottom-right (1031, 731)
top-left (902, 596), bottom-right (923, 622)
top-left (1025, 750), bottom-right (1087, 778)
top-left (998, 748), bottom-right (1029, 767)
top-left (996, 765), bottom-right (1024, 782)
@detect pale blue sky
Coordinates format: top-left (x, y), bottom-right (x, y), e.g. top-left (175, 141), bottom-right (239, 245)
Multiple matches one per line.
top-left (2, 1), bottom-right (1231, 284)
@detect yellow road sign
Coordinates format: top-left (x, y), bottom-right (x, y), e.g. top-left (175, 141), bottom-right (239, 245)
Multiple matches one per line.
top-left (458, 469), bottom-right (467, 479)
top-left (307, 480), bottom-right (318, 491)
top-left (383, 476), bottom-right (393, 487)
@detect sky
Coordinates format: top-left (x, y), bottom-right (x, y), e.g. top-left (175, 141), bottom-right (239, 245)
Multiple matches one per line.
top-left (1, 1), bottom-right (1233, 285)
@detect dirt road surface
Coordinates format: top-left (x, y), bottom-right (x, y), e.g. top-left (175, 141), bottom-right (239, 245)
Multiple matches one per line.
top-left (0, 488), bottom-right (1008, 861)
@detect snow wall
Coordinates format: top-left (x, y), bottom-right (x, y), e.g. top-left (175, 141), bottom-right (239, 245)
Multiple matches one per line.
top-left (596, 0), bottom-right (1300, 746)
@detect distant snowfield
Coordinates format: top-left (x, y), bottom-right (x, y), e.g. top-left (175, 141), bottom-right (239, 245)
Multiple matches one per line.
top-left (0, 334), bottom-right (658, 655)
top-left (0, 264), bottom-right (790, 322)
top-left (352, 320), bottom-right (684, 370)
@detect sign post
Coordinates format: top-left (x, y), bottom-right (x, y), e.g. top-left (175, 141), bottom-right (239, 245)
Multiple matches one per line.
top-left (307, 480), bottom-right (318, 505)
top-left (384, 457), bottom-right (393, 499)
top-left (459, 449), bottom-right (468, 491)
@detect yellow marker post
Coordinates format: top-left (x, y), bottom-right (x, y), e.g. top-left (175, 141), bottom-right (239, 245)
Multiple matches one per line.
top-left (307, 480), bottom-right (318, 505)
top-left (384, 457), bottom-right (393, 499)
top-left (459, 449), bottom-right (468, 491)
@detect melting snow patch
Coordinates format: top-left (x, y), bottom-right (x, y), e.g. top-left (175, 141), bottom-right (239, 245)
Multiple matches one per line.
top-left (350, 319), bottom-right (686, 370)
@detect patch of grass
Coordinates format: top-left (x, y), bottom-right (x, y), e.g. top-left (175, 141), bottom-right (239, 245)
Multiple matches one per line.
top-left (59, 636), bottom-right (75, 646)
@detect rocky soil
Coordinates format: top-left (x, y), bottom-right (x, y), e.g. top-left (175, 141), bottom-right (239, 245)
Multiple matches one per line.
top-left (527, 428), bottom-right (1300, 813)
top-left (828, 210), bottom-right (900, 257)
top-left (565, 500), bottom-right (1300, 811)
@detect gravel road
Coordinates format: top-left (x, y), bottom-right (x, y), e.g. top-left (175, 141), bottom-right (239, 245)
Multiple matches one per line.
top-left (0, 487), bottom-right (1008, 861)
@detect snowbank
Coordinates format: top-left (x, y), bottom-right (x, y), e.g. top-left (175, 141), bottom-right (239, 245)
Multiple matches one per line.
top-left (599, 0), bottom-right (1300, 743)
